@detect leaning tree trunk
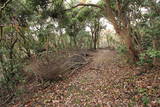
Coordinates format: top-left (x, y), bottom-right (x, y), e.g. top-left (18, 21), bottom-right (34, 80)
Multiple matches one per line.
top-left (112, 25), bottom-right (139, 62)
top-left (120, 30), bottom-right (139, 62)
top-left (103, 0), bottom-right (139, 62)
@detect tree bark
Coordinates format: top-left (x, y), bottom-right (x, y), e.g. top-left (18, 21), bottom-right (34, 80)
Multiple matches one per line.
top-left (73, 36), bottom-right (77, 48)
top-left (111, 24), bottom-right (139, 62)
top-left (103, 0), bottom-right (139, 62)
top-left (0, 26), bottom-right (3, 41)
top-left (66, 0), bottom-right (139, 62)
top-left (124, 35), bottom-right (139, 62)
top-left (93, 35), bottom-right (97, 50)
top-left (153, 39), bottom-right (160, 66)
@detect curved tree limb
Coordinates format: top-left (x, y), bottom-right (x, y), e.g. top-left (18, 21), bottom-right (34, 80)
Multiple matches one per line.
top-left (64, 3), bottom-right (104, 11)
top-left (0, 0), bottom-right (12, 12)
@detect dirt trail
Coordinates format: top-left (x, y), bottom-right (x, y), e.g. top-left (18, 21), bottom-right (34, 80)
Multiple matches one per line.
top-left (11, 49), bottom-right (132, 107)
top-left (11, 49), bottom-right (160, 107)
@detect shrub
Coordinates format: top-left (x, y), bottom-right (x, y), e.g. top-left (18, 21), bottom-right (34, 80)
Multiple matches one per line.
top-left (116, 45), bottom-right (128, 55)
top-left (138, 48), bottom-right (160, 65)
top-left (0, 58), bottom-right (24, 95)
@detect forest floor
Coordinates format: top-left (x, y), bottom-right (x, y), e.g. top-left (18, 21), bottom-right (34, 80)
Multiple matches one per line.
top-left (8, 49), bottom-right (160, 107)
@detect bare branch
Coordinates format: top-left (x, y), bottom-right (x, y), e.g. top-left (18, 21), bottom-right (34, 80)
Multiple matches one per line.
top-left (64, 3), bottom-right (104, 11)
top-left (0, 0), bottom-right (12, 12)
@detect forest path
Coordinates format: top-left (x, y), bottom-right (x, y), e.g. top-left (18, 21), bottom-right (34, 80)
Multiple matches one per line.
top-left (12, 49), bottom-right (160, 107)
top-left (12, 49), bottom-right (133, 106)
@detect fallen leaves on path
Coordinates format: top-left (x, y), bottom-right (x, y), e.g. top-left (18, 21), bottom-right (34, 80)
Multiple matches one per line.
top-left (9, 49), bottom-right (160, 107)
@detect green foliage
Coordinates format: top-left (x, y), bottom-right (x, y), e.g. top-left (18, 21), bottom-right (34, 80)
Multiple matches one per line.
top-left (116, 45), bottom-right (128, 54)
top-left (136, 87), bottom-right (150, 105)
top-left (138, 48), bottom-right (160, 65)
top-left (0, 42), bottom-right (25, 92)
top-left (138, 53), bottom-right (152, 65)
top-left (137, 87), bottom-right (147, 94)
top-left (0, 59), bottom-right (24, 87)
top-left (142, 96), bottom-right (150, 105)
top-left (146, 49), bottom-right (160, 58)
top-left (0, 61), bottom-right (24, 97)
top-left (27, 0), bottom-right (49, 9)
top-left (135, 0), bottom-right (160, 65)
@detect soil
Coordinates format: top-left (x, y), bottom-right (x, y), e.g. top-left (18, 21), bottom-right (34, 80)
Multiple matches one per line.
top-left (6, 49), bottom-right (160, 107)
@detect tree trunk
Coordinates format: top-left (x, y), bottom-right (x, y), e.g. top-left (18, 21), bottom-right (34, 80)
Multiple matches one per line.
top-left (93, 36), bottom-right (97, 50)
top-left (116, 29), bottom-right (138, 62)
top-left (153, 39), bottom-right (160, 66)
top-left (93, 31), bottom-right (99, 50)
top-left (0, 26), bottom-right (3, 41)
top-left (103, 0), bottom-right (139, 62)
top-left (0, 26), bottom-right (3, 62)
top-left (90, 27), bottom-right (94, 49)
top-left (90, 37), bottom-right (93, 49)
top-left (73, 36), bottom-right (77, 48)
top-left (119, 29), bottom-right (139, 62)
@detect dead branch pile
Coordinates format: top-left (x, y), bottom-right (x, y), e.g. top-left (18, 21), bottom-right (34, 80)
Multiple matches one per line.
top-left (24, 52), bottom-right (89, 80)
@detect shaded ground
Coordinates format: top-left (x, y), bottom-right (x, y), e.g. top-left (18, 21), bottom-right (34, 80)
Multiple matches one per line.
top-left (8, 49), bottom-right (160, 107)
